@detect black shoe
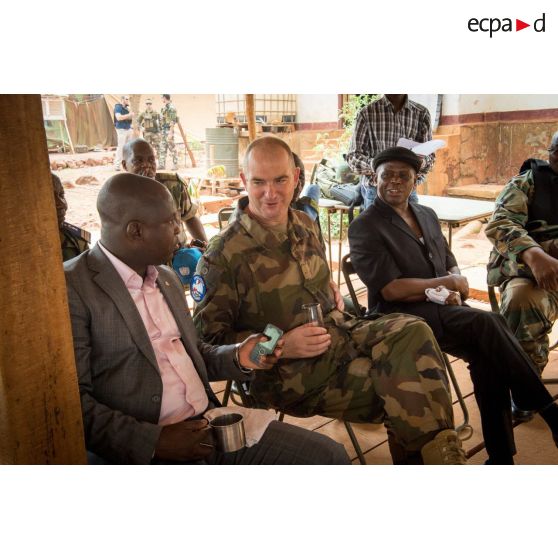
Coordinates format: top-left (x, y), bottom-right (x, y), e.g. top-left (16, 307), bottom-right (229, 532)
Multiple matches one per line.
top-left (511, 400), bottom-right (535, 423)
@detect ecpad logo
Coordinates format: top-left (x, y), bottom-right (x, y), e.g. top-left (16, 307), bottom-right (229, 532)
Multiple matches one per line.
top-left (468, 13), bottom-right (546, 37)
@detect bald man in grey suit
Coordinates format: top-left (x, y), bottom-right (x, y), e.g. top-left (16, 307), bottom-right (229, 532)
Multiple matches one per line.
top-left (64, 174), bottom-right (349, 465)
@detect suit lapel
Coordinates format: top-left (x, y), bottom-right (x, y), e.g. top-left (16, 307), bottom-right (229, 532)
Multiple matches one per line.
top-left (411, 203), bottom-right (436, 252)
top-left (374, 197), bottom-right (423, 246)
top-left (88, 245), bottom-right (159, 372)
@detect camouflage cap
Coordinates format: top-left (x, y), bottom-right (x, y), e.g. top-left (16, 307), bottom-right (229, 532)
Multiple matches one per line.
top-left (146, 98), bottom-right (153, 104)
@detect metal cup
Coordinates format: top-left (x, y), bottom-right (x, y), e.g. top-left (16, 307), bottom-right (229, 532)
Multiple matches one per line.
top-left (209, 413), bottom-right (246, 453)
top-left (302, 302), bottom-right (324, 326)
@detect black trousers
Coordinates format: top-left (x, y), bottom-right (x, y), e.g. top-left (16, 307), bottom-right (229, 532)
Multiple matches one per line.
top-left (427, 305), bottom-right (553, 462)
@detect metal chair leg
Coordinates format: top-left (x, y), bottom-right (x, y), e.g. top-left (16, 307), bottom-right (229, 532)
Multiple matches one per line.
top-left (344, 421), bottom-right (366, 464)
top-left (443, 353), bottom-right (473, 439)
top-left (222, 380), bottom-right (232, 406)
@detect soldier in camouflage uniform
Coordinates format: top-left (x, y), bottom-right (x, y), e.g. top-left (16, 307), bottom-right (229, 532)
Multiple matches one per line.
top-left (486, 132), bottom-right (558, 374)
top-left (193, 137), bottom-right (467, 464)
top-left (122, 138), bottom-right (207, 248)
top-left (52, 173), bottom-right (90, 262)
top-left (159, 94), bottom-right (178, 170)
top-left (137, 98), bottom-right (161, 154)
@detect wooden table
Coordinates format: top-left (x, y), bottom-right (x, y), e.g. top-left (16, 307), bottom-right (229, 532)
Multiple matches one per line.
top-left (320, 195), bottom-right (496, 284)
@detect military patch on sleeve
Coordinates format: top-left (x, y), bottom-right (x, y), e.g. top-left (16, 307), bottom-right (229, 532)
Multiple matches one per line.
top-left (190, 274), bottom-right (207, 302)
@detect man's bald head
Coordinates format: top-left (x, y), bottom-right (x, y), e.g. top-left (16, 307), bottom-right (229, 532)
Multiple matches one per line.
top-left (243, 136), bottom-right (296, 173)
top-left (122, 138), bottom-right (157, 178)
top-left (97, 174), bottom-right (179, 271)
top-left (97, 173), bottom-right (172, 225)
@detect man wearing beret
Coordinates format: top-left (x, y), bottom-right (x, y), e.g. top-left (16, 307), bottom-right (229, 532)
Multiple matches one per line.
top-left (347, 94), bottom-right (434, 209)
top-left (348, 147), bottom-right (558, 464)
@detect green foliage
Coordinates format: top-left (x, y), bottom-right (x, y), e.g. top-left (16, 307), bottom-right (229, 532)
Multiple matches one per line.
top-left (312, 94), bottom-right (380, 161)
top-left (319, 207), bottom-right (362, 240)
top-left (338, 94), bottom-right (380, 152)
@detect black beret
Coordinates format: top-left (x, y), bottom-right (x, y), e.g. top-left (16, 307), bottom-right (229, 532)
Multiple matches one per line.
top-left (373, 147), bottom-right (422, 174)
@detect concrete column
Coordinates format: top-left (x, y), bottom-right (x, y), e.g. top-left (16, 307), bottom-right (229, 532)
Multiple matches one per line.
top-left (0, 94), bottom-right (86, 464)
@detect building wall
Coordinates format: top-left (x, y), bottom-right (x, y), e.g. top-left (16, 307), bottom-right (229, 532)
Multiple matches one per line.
top-left (423, 94), bottom-right (558, 195)
top-left (137, 94), bottom-right (216, 143)
top-left (296, 94), bottom-right (339, 127)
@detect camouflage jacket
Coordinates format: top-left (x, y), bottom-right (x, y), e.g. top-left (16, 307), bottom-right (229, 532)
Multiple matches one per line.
top-left (192, 198), bottom-right (356, 407)
top-left (156, 171), bottom-right (197, 246)
top-left (486, 168), bottom-right (558, 286)
top-left (193, 197), bottom-right (336, 344)
top-left (137, 109), bottom-right (161, 132)
top-left (160, 103), bottom-right (178, 129)
top-left (60, 223), bottom-right (90, 262)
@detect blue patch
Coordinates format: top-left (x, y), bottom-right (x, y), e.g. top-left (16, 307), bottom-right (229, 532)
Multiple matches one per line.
top-left (190, 274), bottom-right (207, 303)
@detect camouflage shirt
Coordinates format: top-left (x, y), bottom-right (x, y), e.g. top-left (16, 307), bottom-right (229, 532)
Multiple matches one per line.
top-left (160, 103), bottom-right (178, 130)
top-left (60, 223), bottom-right (90, 262)
top-left (155, 171), bottom-right (198, 247)
top-left (194, 196), bottom-right (336, 342)
top-left (137, 109), bottom-right (161, 133)
top-left (486, 168), bottom-right (558, 286)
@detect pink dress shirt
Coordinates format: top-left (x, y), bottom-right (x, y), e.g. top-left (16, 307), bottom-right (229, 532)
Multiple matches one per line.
top-left (99, 243), bottom-right (208, 425)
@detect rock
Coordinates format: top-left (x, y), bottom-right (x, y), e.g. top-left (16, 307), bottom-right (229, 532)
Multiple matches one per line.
top-left (75, 176), bottom-right (100, 185)
top-left (62, 180), bottom-right (76, 189)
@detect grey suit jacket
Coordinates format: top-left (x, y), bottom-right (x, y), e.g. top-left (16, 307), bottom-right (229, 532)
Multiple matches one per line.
top-left (64, 244), bottom-right (250, 464)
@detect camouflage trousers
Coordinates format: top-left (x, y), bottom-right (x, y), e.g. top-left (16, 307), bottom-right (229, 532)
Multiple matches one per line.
top-left (500, 277), bottom-right (558, 373)
top-left (143, 131), bottom-right (160, 154)
top-left (158, 131), bottom-right (178, 169)
top-left (251, 311), bottom-right (455, 451)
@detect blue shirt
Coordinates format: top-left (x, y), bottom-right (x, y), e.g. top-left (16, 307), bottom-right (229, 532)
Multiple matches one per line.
top-left (114, 103), bottom-right (131, 130)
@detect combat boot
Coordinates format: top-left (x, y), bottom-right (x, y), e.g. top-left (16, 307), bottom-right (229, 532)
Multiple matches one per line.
top-left (420, 429), bottom-right (467, 465)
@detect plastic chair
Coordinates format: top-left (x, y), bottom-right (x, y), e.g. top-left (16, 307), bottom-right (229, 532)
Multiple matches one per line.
top-left (341, 254), bottom-right (472, 435)
top-left (222, 379), bottom-right (367, 464)
top-left (488, 284), bottom-right (558, 384)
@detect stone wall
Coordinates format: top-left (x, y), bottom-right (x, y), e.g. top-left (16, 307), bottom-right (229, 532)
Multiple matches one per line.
top-left (423, 119), bottom-right (558, 196)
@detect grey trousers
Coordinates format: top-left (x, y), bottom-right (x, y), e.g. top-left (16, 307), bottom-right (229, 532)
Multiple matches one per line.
top-left (206, 421), bottom-right (350, 465)
top-left (88, 421), bottom-right (350, 465)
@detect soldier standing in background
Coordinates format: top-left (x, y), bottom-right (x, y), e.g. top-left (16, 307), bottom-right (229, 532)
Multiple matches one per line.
top-left (137, 98), bottom-right (161, 154)
top-left (52, 173), bottom-right (90, 261)
top-left (159, 94), bottom-right (178, 170)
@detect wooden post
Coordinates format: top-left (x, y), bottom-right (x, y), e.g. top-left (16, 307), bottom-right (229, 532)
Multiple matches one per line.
top-left (245, 94), bottom-right (256, 143)
top-left (177, 121), bottom-right (197, 167)
top-left (0, 94), bottom-right (86, 464)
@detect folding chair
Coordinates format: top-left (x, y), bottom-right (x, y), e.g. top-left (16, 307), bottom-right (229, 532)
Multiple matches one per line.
top-left (341, 254), bottom-right (472, 435)
top-left (218, 206), bottom-right (235, 231)
top-left (488, 284), bottom-right (558, 384)
top-left (222, 378), bottom-right (367, 464)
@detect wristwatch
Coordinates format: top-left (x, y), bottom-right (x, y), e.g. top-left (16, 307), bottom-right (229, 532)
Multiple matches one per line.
top-left (234, 342), bottom-right (254, 373)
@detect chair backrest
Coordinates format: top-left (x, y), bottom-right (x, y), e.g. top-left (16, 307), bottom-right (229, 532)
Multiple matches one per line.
top-left (341, 254), bottom-right (366, 317)
top-left (218, 206), bottom-right (235, 231)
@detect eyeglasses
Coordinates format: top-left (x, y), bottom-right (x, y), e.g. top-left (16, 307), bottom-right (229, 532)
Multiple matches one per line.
top-left (379, 170), bottom-right (414, 181)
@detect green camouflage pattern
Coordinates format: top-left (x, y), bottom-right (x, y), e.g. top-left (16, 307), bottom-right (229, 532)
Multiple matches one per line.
top-left (486, 170), bottom-right (551, 287)
top-left (486, 170), bottom-right (558, 372)
top-left (156, 171), bottom-right (197, 246)
top-left (193, 198), bottom-right (455, 450)
top-left (159, 103), bottom-right (178, 168)
top-left (60, 224), bottom-right (89, 262)
top-left (499, 278), bottom-right (558, 373)
top-left (160, 103), bottom-right (178, 129)
top-left (143, 131), bottom-right (161, 152)
top-left (137, 109), bottom-right (161, 133)
top-left (158, 132), bottom-right (178, 168)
